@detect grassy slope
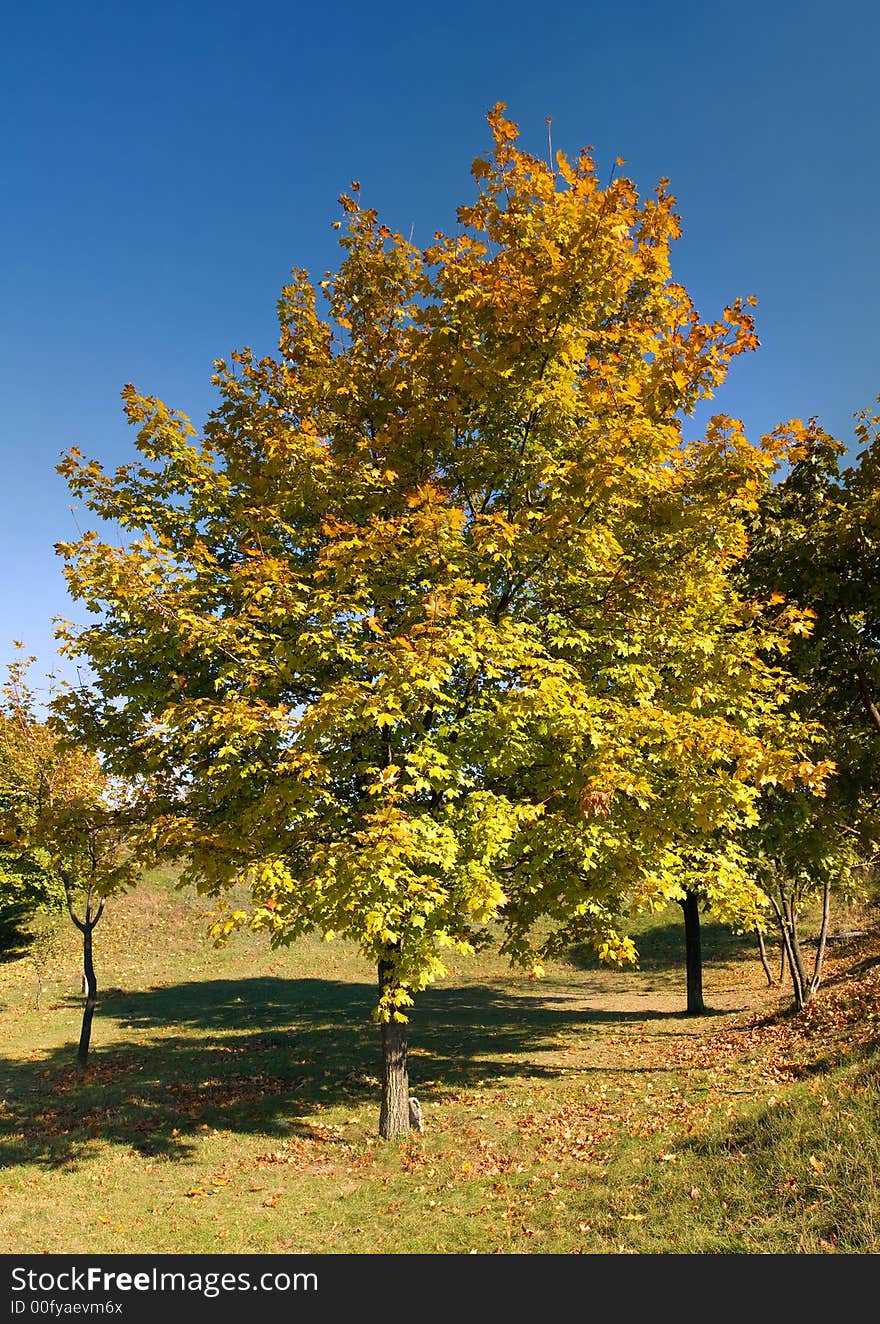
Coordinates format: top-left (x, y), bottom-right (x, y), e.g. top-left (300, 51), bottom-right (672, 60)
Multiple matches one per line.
top-left (0, 872), bottom-right (877, 1254)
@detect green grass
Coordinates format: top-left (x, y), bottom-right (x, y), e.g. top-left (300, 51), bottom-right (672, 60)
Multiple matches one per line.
top-left (0, 875), bottom-right (877, 1254)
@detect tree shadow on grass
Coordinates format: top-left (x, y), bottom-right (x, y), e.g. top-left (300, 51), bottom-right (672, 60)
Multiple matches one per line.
top-left (0, 974), bottom-right (704, 1171)
top-left (567, 917), bottom-right (761, 975)
top-left (0, 907), bottom-right (39, 964)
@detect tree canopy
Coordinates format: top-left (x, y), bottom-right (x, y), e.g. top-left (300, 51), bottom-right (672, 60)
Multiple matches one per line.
top-left (56, 105), bottom-right (831, 1132)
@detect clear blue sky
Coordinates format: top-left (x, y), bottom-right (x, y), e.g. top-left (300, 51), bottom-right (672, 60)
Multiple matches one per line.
top-left (2, 0), bottom-right (878, 689)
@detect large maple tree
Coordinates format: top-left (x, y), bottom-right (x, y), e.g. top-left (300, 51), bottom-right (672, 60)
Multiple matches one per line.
top-left (56, 106), bottom-right (828, 1135)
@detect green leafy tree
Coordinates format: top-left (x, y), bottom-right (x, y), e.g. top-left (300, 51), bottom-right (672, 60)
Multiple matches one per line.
top-left (0, 836), bottom-right (63, 939)
top-left (1, 656), bottom-right (65, 946)
top-left (741, 404), bottom-right (880, 1007)
top-left (56, 106), bottom-right (828, 1133)
top-left (0, 655), bottom-right (135, 1066)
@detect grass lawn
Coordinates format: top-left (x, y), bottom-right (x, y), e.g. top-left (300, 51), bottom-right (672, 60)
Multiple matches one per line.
top-left (1, 872), bottom-right (878, 1254)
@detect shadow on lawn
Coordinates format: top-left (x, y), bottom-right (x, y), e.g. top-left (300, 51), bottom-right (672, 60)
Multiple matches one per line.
top-left (0, 907), bottom-right (38, 964)
top-left (0, 974), bottom-right (697, 1169)
top-left (568, 916), bottom-right (763, 974)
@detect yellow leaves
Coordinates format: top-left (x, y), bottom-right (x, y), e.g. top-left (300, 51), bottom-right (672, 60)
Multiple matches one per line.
top-left (470, 156), bottom-right (493, 183)
top-left (462, 868), bottom-right (508, 918)
top-left (209, 909), bottom-right (250, 946)
top-left (472, 512), bottom-right (519, 566)
top-left (367, 763), bottom-right (400, 794)
top-left (596, 935), bottom-right (638, 968)
top-left (486, 102), bottom-right (519, 144)
top-left (788, 610), bottom-right (816, 638)
top-left (404, 482), bottom-right (446, 511)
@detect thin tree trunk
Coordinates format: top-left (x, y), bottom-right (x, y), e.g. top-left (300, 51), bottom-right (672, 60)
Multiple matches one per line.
top-left (378, 955), bottom-right (411, 1139)
top-left (678, 890), bottom-right (705, 1015)
top-left (807, 878), bottom-right (832, 1003)
top-left (77, 921), bottom-right (98, 1070)
top-left (63, 878), bottom-right (104, 1072)
top-left (784, 937), bottom-right (806, 1012)
top-left (770, 880), bottom-right (830, 1012)
top-left (756, 929), bottom-right (775, 986)
top-left (787, 897), bottom-right (810, 996)
top-left (769, 891), bottom-right (805, 1010)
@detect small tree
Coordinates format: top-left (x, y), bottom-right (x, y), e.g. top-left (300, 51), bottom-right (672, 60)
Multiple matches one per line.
top-left (744, 792), bottom-right (863, 1009)
top-left (0, 655), bottom-right (134, 1067)
top-left (57, 107), bottom-right (829, 1133)
top-left (1, 661), bottom-right (65, 947)
top-left (742, 405), bottom-right (880, 1007)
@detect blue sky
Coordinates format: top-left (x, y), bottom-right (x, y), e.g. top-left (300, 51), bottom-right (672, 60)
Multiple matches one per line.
top-left (1, 0), bottom-right (878, 689)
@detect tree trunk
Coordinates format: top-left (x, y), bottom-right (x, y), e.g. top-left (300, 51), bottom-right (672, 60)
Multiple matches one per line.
top-left (678, 890), bottom-right (705, 1015)
top-left (769, 890), bottom-right (808, 1011)
top-left (806, 878), bottom-right (832, 1004)
top-left (77, 921), bottom-right (98, 1071)
top-left (756, 929), bottom-right (775, 986)
top-left (378, 956), bottom-right (411, 1139)
top-left (786, 897), bottom-right (810, 997)
top-left (62, 878), bottom-right (104, 1072)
